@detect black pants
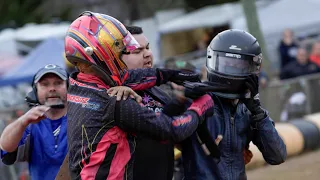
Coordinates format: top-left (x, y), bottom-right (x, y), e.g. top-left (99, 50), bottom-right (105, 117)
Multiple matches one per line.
top-left (133, 137), bottom-right (174, 180)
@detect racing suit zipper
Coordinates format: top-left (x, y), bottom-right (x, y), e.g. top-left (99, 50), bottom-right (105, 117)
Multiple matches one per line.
top-left (230, 115), bottom-right (235, 152)
top-left (230, 114), bottom-right (235, 179)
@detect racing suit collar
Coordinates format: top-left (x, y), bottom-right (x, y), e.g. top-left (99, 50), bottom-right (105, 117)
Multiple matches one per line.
top-left (77, 72), bottom-right (110, 89)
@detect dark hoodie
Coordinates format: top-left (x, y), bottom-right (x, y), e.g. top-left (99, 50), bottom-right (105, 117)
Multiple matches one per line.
top-left (133, 87), bottom-right (175, 180)
top-left (278, 41), bottom-right (298, 70)
top-left (280, 60), bottom-right (320, 80)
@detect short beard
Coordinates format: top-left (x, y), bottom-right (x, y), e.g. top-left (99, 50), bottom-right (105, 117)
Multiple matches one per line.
top-left (44, 98), bottom-right (65, 109)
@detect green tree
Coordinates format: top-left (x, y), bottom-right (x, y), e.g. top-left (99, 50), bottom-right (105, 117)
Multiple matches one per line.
top-left (0, 0), bottom-right (45, 27)
top-left (184, 0), bottom-right (239, 11)
top-left (241, 0), bottom-right (271, 75)
top-left (0, 0), bottom-right (71, 28)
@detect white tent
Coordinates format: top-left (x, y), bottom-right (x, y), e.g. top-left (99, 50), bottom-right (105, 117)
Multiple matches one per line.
top-left (15, 22), bottom-right (70, 41)
top-left (0, 22), bottom-right (70, 55)
top-left (159, 3), bottom-right (242, 34)
top-left (0, 29), bottom-right (19, 55)
top-left (231, 0), bottom-right (320, 37)
top-left (231, 0), bottom-right (320, 68)
top-left (156, 1), bottom-right (274, 60)
top-left (132, 9), bottom-right (185, 66)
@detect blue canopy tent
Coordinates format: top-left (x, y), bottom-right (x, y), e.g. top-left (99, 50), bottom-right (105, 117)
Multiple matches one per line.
top-left (0, 38), bottom-right (66, 87)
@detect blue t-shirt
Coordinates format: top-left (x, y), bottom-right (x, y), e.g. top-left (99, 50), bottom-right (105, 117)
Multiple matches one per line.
top-left (0, 115), bottom-right (68, 180)
top-left (51, 118), bottom-right (62, 132)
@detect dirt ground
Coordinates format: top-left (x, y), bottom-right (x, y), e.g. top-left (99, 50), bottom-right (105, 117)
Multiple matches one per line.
top-left (247, 149), bottom-right (320, 180)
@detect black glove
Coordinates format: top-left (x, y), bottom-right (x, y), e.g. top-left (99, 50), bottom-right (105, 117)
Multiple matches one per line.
top-left (162, 98), bottom-right (191, 117)
top-left (183, 81), bottom-right (230, 99)
top-left (241, 75), bottom-right (267, 122)
top-left (184, 83), bottom-right (207, 99)
top-left (156, 69), bottom-right (201, 85)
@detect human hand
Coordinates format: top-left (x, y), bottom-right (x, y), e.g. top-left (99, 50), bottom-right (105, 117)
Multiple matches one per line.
top-left (19, 105), bottom-right (50, 127)
top-left (107, 86), bottom-right (142, 103)
top-left (244, 148), bottom-right (253, 165)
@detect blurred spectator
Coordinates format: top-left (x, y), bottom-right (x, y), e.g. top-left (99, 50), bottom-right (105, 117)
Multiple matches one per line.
top-left (259, 70), bottom-right (269, 88)
top-left (280, 47), bottom-right (320, 80)
top-left (309, 41), bottom-right (320, 66)
top-left (195, 32), bottom-right (210, 50)
top-left (193, 29), bottom-right (214, 51)
top-left (278, 29), bottom-right (298, 72)
top-left (12, 109), bottom-right (25, 120)
top-left (164, 57), bottom-right (177, 69)
top-left (164, 58), bottom-right (196, 72)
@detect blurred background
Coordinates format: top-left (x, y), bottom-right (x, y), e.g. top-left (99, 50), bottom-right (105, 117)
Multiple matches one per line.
top-left (1, 0), bottom-right (320, 179)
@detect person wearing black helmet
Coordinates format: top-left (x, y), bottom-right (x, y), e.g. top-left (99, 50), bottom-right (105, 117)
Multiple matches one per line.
top-left (180, 29), bottom-right (287, 180)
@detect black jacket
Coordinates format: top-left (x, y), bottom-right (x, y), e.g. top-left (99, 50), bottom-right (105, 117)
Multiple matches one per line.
top-left (133, 87), bottom-right (175, 180)
top-left (280, 61), bottom-right (320, 80)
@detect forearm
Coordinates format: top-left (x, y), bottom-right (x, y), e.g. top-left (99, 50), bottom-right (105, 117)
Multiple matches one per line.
top-left (0, 119), bottom-right (26, 152)
top-left (162, 98), bottom-right (191, 117)
top-left (150, 111), bottom-right (200, 142)
top-left (116, 99), bottom-right (200, 142)
top-left (123, 111), bottom-right (200, 143)
top-left (244, 75), bottom-right (287, 165)
top-left (252, 116), bottom-right (287, 165)
top-left (124, 68), bottom-right (200, 91)
top-left (124, 68), bottom-right (158, 91)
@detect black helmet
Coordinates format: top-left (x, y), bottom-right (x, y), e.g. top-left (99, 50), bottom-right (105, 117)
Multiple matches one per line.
top-left (206, 29), bottom-right (262, 99)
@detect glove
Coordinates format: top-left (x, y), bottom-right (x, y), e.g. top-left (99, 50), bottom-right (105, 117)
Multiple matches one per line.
top-left (184, 83), bottom-right (206, 99)
top-left (187, 94), bottom-right (214, 124)
top-left (183, 81), bottom-right (230, 99)
top-left (162, 98), bottom-right (191, 117)
top-left (241, 75), bottom-right (267, 122)
top-left (156, 69), bottom-right (201, 85)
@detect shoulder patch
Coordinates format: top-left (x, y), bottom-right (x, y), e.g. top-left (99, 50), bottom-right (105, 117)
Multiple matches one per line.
top-left (67, 94), bottom-right (100, 110)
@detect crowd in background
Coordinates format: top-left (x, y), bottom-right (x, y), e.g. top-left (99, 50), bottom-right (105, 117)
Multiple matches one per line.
top-left (279, 29), bottom-right (320, 80)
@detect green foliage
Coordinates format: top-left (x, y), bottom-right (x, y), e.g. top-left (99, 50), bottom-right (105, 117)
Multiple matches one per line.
top-left (0, 0), bottom-right (44, 27)
top-left (184, 0), bottom-right (239, 11)
top-left (0, 0), bottom-right (72, 28)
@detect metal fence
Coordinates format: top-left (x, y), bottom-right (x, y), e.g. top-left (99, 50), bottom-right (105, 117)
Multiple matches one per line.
top-left (260, 73), bottom-right (320, 122)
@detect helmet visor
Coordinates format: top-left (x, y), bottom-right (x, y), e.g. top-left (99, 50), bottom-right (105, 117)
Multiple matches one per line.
top-left (206, 48), bottom-right (261, 76)
top-left (123, 31), bottom-right (140, 52)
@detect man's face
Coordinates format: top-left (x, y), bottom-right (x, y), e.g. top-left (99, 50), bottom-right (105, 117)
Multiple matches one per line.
top-left (296, 48), bottom-right (308, 64)
top-left (283, 29), bottom-right (293, 39)
top-left (283, 29), bottom-right (294, 44)
top-left (36, 73), bottom-right (67, 105)
top-left (312, 42), bottom-right (320, 55)
top-left (122, 34), bottom-right (153, 69)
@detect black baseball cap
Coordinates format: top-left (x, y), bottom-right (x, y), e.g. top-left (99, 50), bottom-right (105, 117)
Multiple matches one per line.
top-left (34, 64), bottom-right (68, 83)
